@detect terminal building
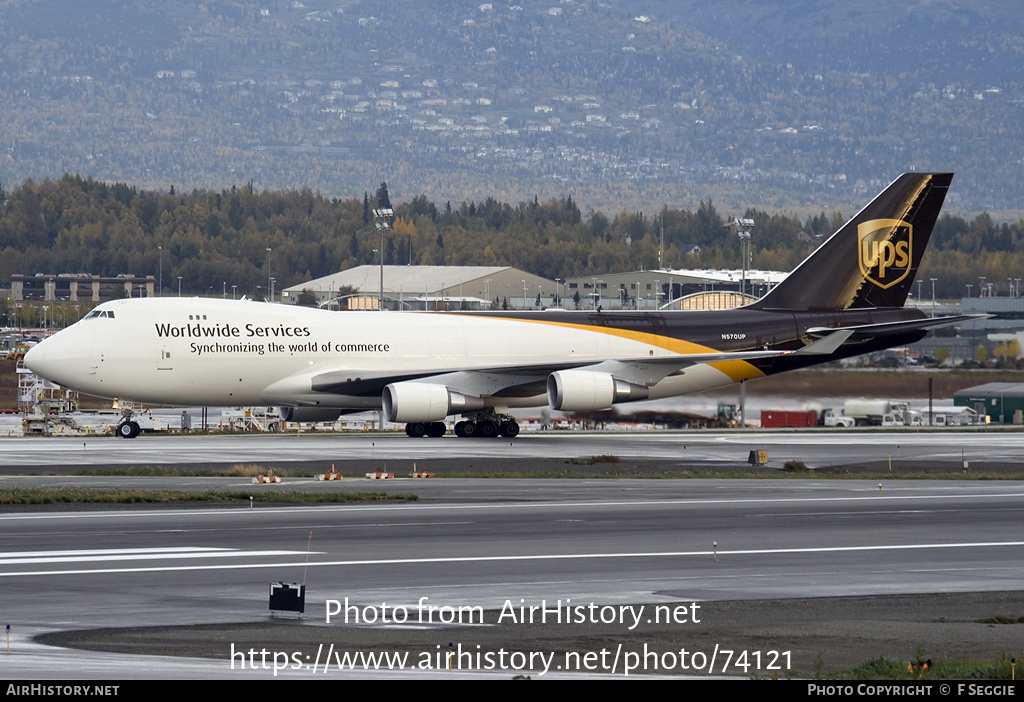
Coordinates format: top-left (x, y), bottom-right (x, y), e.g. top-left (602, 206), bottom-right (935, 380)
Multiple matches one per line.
top-left (11, 274), bottom-right (155, 302)
top-left (907, 296), bottom-right (1024, 365)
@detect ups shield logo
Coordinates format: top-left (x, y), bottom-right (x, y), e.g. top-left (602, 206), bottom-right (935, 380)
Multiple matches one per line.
top-left (858, 219), bottom-right (912, 289)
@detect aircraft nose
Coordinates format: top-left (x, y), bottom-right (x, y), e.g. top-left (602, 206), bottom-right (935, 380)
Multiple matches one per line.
top-left (23, 331), bottom-right (81, 387)
top-left (24, 338), bottom-right (56, 379)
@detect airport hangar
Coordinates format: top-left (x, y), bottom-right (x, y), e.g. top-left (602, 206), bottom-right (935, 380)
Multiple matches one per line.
top-left (280, 265), bottom-right (786, 311)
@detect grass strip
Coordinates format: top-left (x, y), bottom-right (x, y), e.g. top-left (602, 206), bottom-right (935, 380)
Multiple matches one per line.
top-left (0, 487), bottom-right (418, 505)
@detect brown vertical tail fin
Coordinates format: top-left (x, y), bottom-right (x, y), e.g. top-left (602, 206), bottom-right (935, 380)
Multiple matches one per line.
top-left (749, 173), bottom-right (953, 311)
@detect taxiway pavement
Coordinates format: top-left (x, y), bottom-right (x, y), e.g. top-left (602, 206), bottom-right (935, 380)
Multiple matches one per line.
top-left (1, 432), bottom-right (1022, 678)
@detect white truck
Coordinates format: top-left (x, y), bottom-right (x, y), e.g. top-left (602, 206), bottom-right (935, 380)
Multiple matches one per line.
top-left (820, 408), bottom-right (856, 428)
top-left (844, 399), bottom-right (916, 427)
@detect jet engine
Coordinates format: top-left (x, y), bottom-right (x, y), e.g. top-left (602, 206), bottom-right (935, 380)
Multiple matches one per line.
top-left (278, 407), bottom-right (345, 423)
top-left (546, 370), bottom-right (649, 412)
top-left (382, 382), bottom-right (484, 423)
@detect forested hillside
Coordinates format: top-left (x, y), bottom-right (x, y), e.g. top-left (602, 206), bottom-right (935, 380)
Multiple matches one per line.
top-left (0, 1), bottom-right (1021, 212)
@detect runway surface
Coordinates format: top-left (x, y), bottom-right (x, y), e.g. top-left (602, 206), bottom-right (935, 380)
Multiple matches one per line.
top-left (1, 447), bottom-right (1022, 677)
top-left (2, 429), bottom-right (1023, 472)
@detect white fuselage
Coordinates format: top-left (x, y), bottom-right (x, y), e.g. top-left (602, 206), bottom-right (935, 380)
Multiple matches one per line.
top-left (24, 298), bottom-right (750, 411)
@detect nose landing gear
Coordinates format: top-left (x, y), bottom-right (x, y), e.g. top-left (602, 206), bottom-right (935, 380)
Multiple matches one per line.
top-left (114, 400), bottom-right (142, 439)
top-left (116, 419), bottom-right (141, 438)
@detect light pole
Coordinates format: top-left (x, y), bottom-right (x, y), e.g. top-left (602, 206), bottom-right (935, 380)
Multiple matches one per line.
top-left (727, 218), bottom-right (754, 298)
top-left (270, 278), bottom-right (276, 303)
top-left (373, 207), bottom-right (394, 311)
top-left (158, 245), bottom-right (162, 297)
top-left (232, 284), bottom-right (237, 300)
top-left (177, 276), bottom-right (182, 297)
top-left (373, 249), bottom-right (380, 304)
top-left (930, 278), bottom-right (937, 317)
top-left (266, 247), bottom-right (272, 303)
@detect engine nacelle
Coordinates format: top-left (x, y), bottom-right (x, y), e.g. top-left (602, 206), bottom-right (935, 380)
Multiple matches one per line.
top-left (547, 371), bottom-right (649, 412)
top-left (278, 407), bottom-right (344, 423)
top-left (382, 382), bottom-right (484, 423)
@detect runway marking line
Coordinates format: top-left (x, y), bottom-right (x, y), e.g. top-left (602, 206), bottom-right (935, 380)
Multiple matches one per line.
top-left (0, 546), bottom-right (309, 566)
top-left (2, 540), bottom-right (1022, 578)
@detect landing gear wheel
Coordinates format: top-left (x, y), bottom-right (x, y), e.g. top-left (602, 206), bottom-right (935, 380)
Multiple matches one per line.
top-left (477, 420), bottom-right (499, 438)
top-left (499, 420), bottom-right (520, 438)
top-left (405, 422), bottom-right (428, 438)
top-left (117, 421), bottom-right (141, 439)
top-left (454, 420), bottom-right (475, 438)
top-left (427, 422), bottom-right (447, 438)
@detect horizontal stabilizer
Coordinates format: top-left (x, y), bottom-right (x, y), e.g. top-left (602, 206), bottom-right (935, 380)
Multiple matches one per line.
top-left (807, 314), bottom-right (989, 340)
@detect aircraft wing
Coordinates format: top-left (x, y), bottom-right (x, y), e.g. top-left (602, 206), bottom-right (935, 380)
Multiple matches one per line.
top-left (274, 330), bottom-right (853, 404)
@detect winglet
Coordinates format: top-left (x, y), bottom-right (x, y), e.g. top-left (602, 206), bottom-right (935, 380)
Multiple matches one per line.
top-left (792, 329), bottom-right (853, 355)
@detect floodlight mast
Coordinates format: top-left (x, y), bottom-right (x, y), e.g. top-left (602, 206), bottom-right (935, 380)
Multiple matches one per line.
top-left (373, 208), bottom-right (394, 310)
top-left (726, 218), bottom-right (755, 298)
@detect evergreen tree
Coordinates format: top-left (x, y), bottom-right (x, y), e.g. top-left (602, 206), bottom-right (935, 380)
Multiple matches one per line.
top-left (375, 182), bottom-right (391, 209)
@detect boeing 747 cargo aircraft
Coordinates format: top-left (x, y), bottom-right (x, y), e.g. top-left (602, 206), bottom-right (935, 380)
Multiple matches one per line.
top-left (25, 173), bottom-right (974, 438)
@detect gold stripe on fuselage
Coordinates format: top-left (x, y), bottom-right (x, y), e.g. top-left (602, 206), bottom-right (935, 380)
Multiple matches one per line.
top-left (482, 315), bottom-right (767, 383)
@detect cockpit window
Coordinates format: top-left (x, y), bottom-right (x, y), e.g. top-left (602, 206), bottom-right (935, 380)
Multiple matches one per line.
top-left (83, 310), bottom-right (115, 320)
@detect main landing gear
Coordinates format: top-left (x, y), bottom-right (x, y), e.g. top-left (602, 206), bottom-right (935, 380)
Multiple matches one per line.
top-left (405, 412), bottom-right (520, 439)
top-left (404, 421), bottom-right (448, 438)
